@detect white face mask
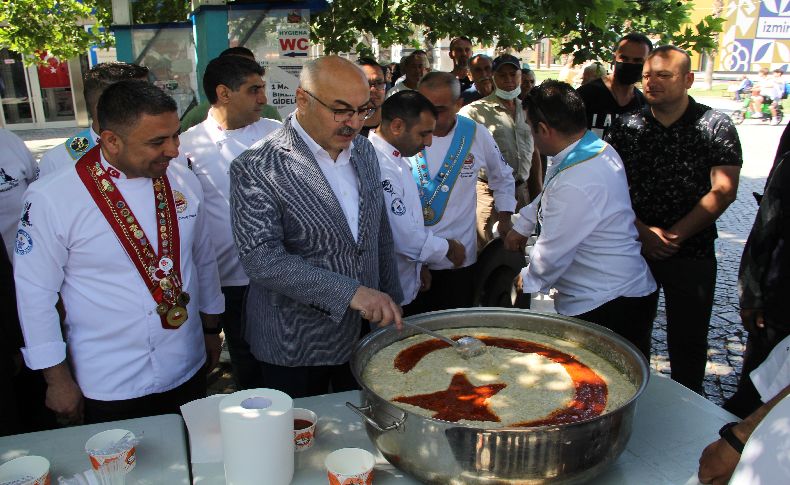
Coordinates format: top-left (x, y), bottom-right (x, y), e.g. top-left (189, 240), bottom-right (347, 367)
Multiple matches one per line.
top-left (495, 86), bottom-right (521, 100)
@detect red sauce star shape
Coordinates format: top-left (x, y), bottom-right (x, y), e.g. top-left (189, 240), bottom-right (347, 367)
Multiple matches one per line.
top-left (394, 372), bottom-right (506, 422)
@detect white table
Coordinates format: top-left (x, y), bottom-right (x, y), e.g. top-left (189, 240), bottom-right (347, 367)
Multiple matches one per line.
top-left (0, 414), bottom-right (190, 484)
top-left (192, 374), bottom-right (737, 484)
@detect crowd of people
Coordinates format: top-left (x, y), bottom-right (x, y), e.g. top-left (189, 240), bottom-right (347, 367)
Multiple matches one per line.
top-left (1, 33), bottom-right (788, 484)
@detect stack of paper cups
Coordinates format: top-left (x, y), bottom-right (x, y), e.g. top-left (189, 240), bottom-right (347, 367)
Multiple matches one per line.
top-left (219, 389), bottom-right (294, 485)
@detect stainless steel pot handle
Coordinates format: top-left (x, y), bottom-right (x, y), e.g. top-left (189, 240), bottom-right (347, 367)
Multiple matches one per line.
top-left (346, 402), bottom-right (405, 432)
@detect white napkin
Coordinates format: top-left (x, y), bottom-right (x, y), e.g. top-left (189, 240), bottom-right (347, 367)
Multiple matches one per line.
top-left (180, 394), bottom-right (227, 463)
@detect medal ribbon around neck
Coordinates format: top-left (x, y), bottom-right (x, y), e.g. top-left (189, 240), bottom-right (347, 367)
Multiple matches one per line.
top-left (75, 146), bottom-right (190, 329)
top-left (408, 115), bottom-right (476, 226)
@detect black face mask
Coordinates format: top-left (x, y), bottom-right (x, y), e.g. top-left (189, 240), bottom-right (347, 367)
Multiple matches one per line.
top-left (614, 62), bottom-right (644, 85)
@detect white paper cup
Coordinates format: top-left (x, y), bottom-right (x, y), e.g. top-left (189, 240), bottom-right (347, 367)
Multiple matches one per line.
top-left (85, 429), bottom-right (136, 473)
top-left (293, 408), bottom-right (318, 452)
top-left (0, 456), bottom-right (51, 485)
top-left (325, 448), bottom-right (375, 485)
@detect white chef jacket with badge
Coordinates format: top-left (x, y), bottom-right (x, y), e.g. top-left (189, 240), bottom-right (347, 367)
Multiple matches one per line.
top-left (14, 153), bottom-right (225, 401)
top-left (38, 126), bottom-right (100, 179)
top-left (179, 110), bottom-right (281, 287)
top-left (0, 128), bottom-right (37, 260)
top-left (370, 133), bottom-right (449, 305)
top-left (512, 139), bottom-right (656, 316)
top-left (418, 116), bottom-right (516, 270)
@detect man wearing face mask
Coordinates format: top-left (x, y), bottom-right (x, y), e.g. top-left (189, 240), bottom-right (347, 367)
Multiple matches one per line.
top-left (577, 33), bottom-right (653, 139)
top-left (461, 54), bottom-right (543, 250)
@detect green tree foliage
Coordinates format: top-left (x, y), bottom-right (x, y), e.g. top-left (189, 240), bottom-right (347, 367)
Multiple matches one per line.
top-left (0, 0), bottom-right (113, 65)
top-left (311, 0), bottom-right (725, 62)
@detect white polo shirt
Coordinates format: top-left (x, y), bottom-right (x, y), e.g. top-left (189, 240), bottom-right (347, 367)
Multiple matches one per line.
top-left (513, 139), bottom-right (656, 316)
top-left (417, 116), bottom-right (516, 270)
top-left (14, 153), bottom-right (225, 401)
top-left (370, 133), bottom-right (449, 304)
top-left (0, 128), bottom-right (36, 260)
top-left (179, 110), bottom-right (281, 287)
top-left (38, 126), bottom-right (100, 179)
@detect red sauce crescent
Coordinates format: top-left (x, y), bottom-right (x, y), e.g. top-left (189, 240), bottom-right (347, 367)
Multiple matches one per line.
top-left (392, 335), bottom-right (608, 427)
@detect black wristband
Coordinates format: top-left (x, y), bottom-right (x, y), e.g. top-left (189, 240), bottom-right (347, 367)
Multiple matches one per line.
top-left (718, 422), bottom-right (745, 454)
top-left (202, 326), bottom-right (222, 335)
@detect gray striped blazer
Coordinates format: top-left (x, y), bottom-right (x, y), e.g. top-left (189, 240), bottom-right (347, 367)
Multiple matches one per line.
top-left (230, 115), bottom-right (403, 366)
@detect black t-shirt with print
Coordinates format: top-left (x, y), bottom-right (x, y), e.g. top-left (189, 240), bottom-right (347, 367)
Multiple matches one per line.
top-left (605, 97), bottom-right (743, 259)
top-left (577, 78), bottom-right (646, 140)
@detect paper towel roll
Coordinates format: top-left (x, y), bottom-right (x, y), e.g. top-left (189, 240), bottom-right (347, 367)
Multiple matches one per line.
top-left (219, 389), bottom-right (294, 485)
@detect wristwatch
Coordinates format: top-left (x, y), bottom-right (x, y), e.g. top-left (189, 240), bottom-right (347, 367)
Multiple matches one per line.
top-left (718, 422), bottom-right (745, 454)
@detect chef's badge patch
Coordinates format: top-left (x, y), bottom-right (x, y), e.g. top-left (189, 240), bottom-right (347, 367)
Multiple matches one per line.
top-left (0, 168), bottom-right (19, 192)
top-left (460, 152), bottom-right (476, 178)
top-left (20, 201), bottom-right (32, 227)
top-left (382, 179), bottom-right (394, 194)
top-left (391, 198), bottom-right (406, 216)
top-left (69, 136), bottom-right (89, 153)
top-left (173, 191), bottom-right (188, 213)
top-left (15, 229), bottom-right (33, 255)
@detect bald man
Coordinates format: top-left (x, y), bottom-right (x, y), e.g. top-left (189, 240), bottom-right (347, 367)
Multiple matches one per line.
top-left (230, 56), bottom-right (403, 398)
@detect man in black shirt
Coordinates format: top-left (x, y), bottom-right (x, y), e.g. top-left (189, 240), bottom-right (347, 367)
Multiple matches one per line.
top-left (577, 33), bottom-right (653, 139)
top-left (449, 36), bottom-right (474, 93)
top-left (607, 46), bottom-right (742, 394)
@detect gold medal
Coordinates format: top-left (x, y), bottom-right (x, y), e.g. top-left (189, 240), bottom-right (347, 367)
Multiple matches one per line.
top-left (166, 305), bottom-right (188, 327)
top-left (176, 291), bottom-right (190, 306)
top-left (422, 206), bottom-right (435, 221)
top-left (155, 302), bottom-right (169, 315)
top-left (159, 277), bottom-right (173, 290)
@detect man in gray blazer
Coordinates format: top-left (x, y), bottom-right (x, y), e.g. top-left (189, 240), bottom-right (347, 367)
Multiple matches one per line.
top-left (230, 56), bottom-right (403, 398)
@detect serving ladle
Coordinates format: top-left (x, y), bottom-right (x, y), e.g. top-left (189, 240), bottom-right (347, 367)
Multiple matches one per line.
top-left (401, 320), bottom-right (486, 359)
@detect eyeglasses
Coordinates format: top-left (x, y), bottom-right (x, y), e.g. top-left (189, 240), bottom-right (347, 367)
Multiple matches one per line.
top-left (368, 80), bottom-right (387, 90)
top-left (301, 89), bottom-right (376, 122)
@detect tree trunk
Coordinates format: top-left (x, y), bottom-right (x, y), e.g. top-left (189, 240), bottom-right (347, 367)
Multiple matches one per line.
top-left (704, 0), bottom-right (724, 90)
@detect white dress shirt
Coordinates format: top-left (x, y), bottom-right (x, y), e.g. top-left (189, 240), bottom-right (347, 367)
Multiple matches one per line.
top-left (513, 138), bottom-right (656, 316)
top-left (292, 114), bottom-right (360, 241)
top-left (179, 110), bottom-right (281, 287)
top-left (14, 153), bottom-right (225, 401)
top-left (751, 334), bottom-right (790, 403)
top-left (419, 116), bottom-right (516, 270)
top-left (0, 128), bottom-right (36, 261)
top-left (37, 126), bottom-right (100, 179)
top-left (370, 133), bottom-right (449, 304)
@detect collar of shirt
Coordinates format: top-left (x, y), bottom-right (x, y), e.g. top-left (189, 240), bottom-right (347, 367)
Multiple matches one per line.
top-left (90, 126), bottom-right (100, 144)
top-left (369, 132), bottom-right (407, 167)
top-left (549, 136), bottom-right (583, 167)
top-left (291, 112), bottom-right (354, 167)
top-left (643, 95), bottom-right (698, 128)
top-left (99, 150), bottom-right (153, 187)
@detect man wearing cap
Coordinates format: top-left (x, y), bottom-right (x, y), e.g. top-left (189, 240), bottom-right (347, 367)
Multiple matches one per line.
top-left (370, 90), bottom-right (466, 308)
top-left (461, 54), bottom-right (495, 105)
top-left (405, 72), bottom-right (516, 314)
top-left (178, 55), bottom-right (281, 390)
top-left (38, 62), bottom-right (150, 179)
top-left (576, 33), bottom-right (653, 139)
top-left (461, 54), bottom-right (543, 250)
top-left (14, 80), bottom-right (225, 424)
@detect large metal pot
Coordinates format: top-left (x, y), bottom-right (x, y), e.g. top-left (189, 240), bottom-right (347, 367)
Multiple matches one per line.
top-left (348, 308), bottom-right (649, 484)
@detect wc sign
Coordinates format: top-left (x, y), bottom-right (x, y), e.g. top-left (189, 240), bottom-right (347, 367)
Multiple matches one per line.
top-left (277, 27), bottom-right (310, 58)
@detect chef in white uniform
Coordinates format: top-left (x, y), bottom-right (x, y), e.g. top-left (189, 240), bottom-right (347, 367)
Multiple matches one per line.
top-left (179, 55), bottom-right (280, 389)
top-left (0, 128), bottom-right (36, 260)
top-left (14, 80), bottom-right (224, 424)
top-left (369, 90), bottom-right (465, 309)
top-left (407, 71), bottom-right (515, 313)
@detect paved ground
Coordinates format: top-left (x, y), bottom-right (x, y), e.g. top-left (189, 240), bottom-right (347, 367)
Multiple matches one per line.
top-left (15, 97), bottom-right (786, 404)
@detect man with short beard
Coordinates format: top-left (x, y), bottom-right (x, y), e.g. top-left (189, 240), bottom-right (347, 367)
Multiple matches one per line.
top-left (461, 54), bottom-right (543, 250)
top-left (577, 33), bottom-right (653, 139)
top-left (230, 56), bottom-right (403, 398)
top-left (357, 57), bottom-right (387, 137)
top-left (461, 54), bottom-right (494, 105)
top-left (449, 36), bottom-right (474, 92)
